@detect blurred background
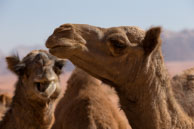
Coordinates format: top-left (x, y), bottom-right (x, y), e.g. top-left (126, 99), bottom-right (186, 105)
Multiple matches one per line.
top-left (0, 0), bottom-right (194, 94)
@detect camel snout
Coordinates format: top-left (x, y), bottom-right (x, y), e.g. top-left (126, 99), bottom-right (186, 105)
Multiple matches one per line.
top-left (35, 81), bottom-right (51, 93)
top-left (46, 35), bottom-right (56, 48)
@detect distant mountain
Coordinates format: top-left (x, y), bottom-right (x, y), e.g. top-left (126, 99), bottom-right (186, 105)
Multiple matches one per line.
top-left (162, 29), bottom-right (194, 61)
top-left (0, 49), bottom-right (7, 75)
top-left (0, 29), bottom-right (194, 75)
top-left (0, 50), bottom-right (4, 58)
top-left (9, 45), bottom-right (45, 58)
top-left (0, 45), bottom-right (74, 76)
top-left (0, 45), bottom-right (44, 75)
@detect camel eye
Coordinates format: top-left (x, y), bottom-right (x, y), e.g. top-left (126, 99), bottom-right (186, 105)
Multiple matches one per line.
top-left (108, 38), bottom-right (128, 56)
top-left (109, 39), bottom-right (126, 49)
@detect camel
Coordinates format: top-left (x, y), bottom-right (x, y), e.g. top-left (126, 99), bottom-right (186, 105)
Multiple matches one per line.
top-left (0, 93), bottom-right (12, 108)
top-left (0, 105), bottom-right (6, 121)
top-left (0, 93), bottom-right (12, 120)
top-left (52, 68), bottom-right (131, 129)
top-left (0, 50), bottom-right (65, 129)
top-left (172, 67), bottom-right (194, 117)
top-left (46, 23), bottom-right (194, 129)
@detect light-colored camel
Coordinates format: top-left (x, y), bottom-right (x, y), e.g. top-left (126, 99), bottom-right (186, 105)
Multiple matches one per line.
top-left (172, 67), bottom-right (194, 117)
top-left (46, 24), bottom-right (194, 129)
top-left (0, 93), bottom-right (12, 108)
top-left (0, 105), bottom-right (6, 121)
top-left (0, 50), bottom-right (65, 129)
top-left (52, 68), bottom-right (131, 129)
top-left (0, 93), bottom-right (12, 120)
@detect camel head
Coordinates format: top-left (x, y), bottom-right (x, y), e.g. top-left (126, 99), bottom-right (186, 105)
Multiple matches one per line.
top-left (46, 24), bottom-right (161, 87)
top-left (6, 50), bottom-right (66, 101)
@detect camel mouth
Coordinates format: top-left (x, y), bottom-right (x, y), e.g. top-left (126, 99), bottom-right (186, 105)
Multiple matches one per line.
top-left (50, 45), bottom-right (72, 50)
top-left (48, 45), bottom-right (74, 57)
top-left (35, 81), bottom-right (57, 98)
top-left (46, 37), bottom-right (86, 50)
top-left (47, 40), bottom-right (76, 54)
top-left (46, 37), bottom-right (77, 49)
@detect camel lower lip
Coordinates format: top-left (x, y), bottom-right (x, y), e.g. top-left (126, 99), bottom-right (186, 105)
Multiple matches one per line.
top-left (52, 46), bottom-right (65, 49)
top-left (39, 81), bottom-right (56, 98)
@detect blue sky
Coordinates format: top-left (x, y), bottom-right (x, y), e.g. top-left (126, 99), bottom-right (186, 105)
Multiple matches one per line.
top-left (0, 0), bottom-right (194, 53)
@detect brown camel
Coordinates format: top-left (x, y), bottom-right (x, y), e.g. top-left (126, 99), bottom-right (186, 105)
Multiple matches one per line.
top-left (52, 68), bottom-right (131, 129)
top-left (0, 50), bottom-right (65, 129)
top-left (172, 67), bottom-right (194, 117)
top-left (46, 24), bottom-right (194, 129)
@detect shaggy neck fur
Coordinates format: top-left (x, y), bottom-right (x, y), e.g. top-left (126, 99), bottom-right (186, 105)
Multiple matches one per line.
top-left (0, 79), bottom-right (55, 129)
top-left (52, 69), bottom-right (131, 129)
top-left (117, 51), bottom-right (194, 129)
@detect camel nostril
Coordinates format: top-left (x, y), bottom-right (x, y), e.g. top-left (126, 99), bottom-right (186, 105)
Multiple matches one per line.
top-left (36, 82), bottom-right (41, 91)
top-left (35, 82), bottom-right (49, 92)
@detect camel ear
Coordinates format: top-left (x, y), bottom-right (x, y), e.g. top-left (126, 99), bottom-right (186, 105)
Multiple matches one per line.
top-left (6, 55), bottom-right (25, 75)
top-left (54, 59), bottom-right (66, 74)
top-left (142, 27), bottom-right (161, 55)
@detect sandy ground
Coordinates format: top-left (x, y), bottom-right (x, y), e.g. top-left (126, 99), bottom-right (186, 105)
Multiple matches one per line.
top-left (166, 61), bottom-right (194, 76)
top-left (0, 61), bottom-right (194, 95)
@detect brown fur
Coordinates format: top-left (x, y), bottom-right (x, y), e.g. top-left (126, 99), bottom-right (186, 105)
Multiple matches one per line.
top-left (0, 50), bottom-right (65, 129)
top-left (52, 68), bottom-right (131, 129)
top-left (172, 67), bottom-right (194, 117)
top-left (46, 24), bottom-right (194, 129)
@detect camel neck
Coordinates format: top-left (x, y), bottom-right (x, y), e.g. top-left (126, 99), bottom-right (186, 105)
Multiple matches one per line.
top-left (0, 80), bottom-right (55, 129)
top-left (117, 54), bottom-right (194, 129)
top-left (65, 70), bottom-right (101, 98)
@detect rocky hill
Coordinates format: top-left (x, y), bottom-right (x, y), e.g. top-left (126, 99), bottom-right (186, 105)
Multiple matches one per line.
top-left (0, 29), bottom-right (194, 76)
top-left (0, 45), bottom-right (74, 76)
top-left (162, 29), bottom-right (194, 61)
